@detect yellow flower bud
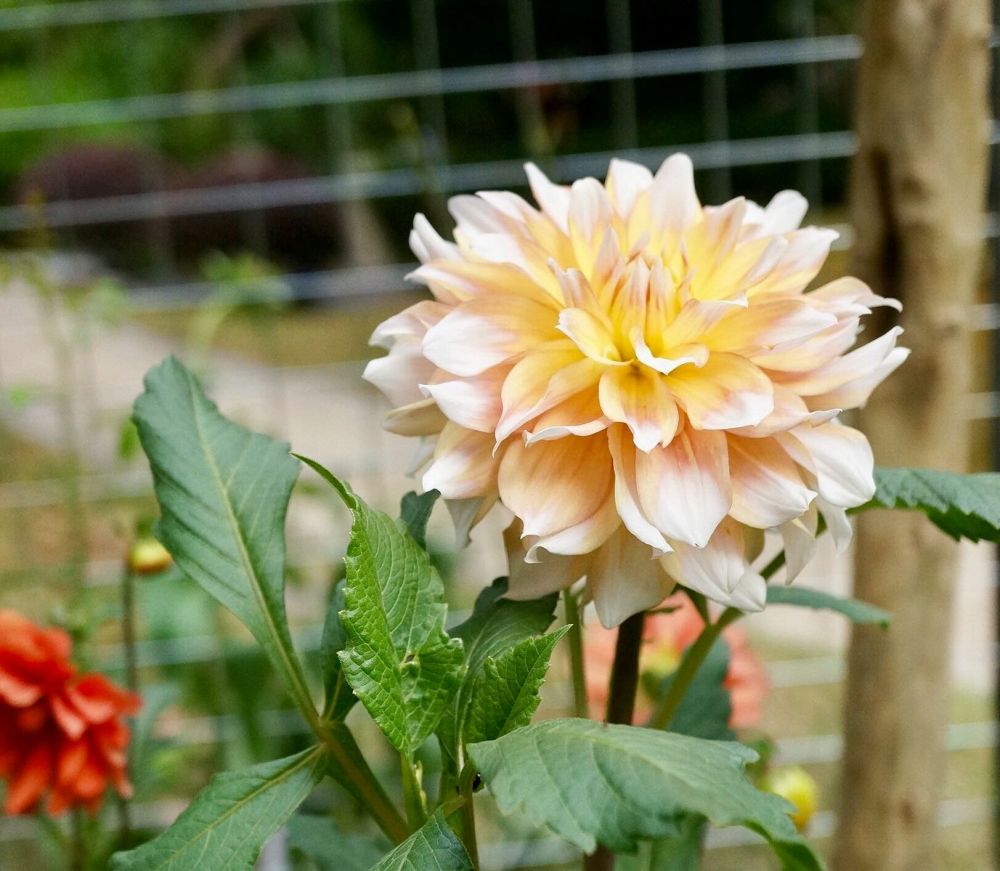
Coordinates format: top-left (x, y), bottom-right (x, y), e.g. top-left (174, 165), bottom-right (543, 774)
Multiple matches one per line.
top-left (763, 765), bottom-right (819, 832)
top-left (127, 537), bottom-right (173, 576)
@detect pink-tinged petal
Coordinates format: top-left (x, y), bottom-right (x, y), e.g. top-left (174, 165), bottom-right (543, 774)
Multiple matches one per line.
top-left (421, 365), bottom-right (508, 432)
top-left (525, 163), bottom-right (572, 234)
top-left (816, 497), bottom-right (853, 551)
top-left (635, 153), bottom-right (701, 254)
top-left (449, 194), bottom-right (517, 236)
top-left (747, 227), bottom-right (838, 298)
top-left (703, 298), bottom-right (838, 354)
top-left (743, 190), bottom-right (809, 238)
top-left (370, 300), bottom-right (450, 349)
top-left (447, 494), bottom-right (496, 546)
top-left (410, 260), bottom-right (559, 308)
top-left (777, 421), bottom-right (875, 507)
top-left (364, 338), bottom-right (437, 407)
top-left (750, 318), bottom-right (860, 373)
top-left (605, 257), bottom-right (650, 344)
top-left (525, 491), bottom-right (619, 559)
top-left (497, 350), bottom-right (602, 441)
top-left (635, 427), bottom-right (731, 547)
top-left (558, 307), bottom-right (624, 364)
top-left (586, 530), bottom-right (672, 628)
top-left (409, 213), bottom-right (459, 263)
top-left (806, 347), bottom-right (910, 411)
top-left (667, 353), bottom-right (774, 430)
top-left (468, 232), bottom-right (563, 297)
top-left (661, 517), bottom-right (764, 608)
top-left (779, 503), bottom-right (819, 583)
top-left (660, 297), bottom-right (746, 349)
top-left (568, 177), bottom-right (615, 278)
top-left (808, 276), bottom-right (902, 315)
top-left (608, 425), bottom-right (671, 552)
top-left (498, 434), bottom-right (615, 541)
top-left (523, 390), bottom-right (608, 444)
top-left (633, 329), bottom-right (709, 375)
top-left (599, 365), bottom-right (679, 452)
top-left (728, 435), bottom-right (816, 528)
top-left (504, 521), bottom-right (588, 599)
top-left (422, 423), bottom-right (499, 499)
top-left (552, 265), bottom-right (606, 318)
top-left (384, 398), bottom-right (448, 436)
top-left (423, 296), bottom-right (560, 377)
top-left (605, 158), bottom-right (653, 218)
top-left (729, 385), bottom-right (837, 438)
top-left (683, 198), bottom-right (747, 291)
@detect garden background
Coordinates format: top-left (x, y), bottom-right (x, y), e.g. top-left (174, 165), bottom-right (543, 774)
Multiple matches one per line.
top-left (0, 1), bottom-right (994, 868)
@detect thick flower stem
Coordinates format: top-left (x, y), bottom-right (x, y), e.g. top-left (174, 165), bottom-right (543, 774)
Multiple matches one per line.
top-left (457, 768), bottom-right (481, 869)
top-left (584, 609), bottom-right (647, 871)
top-left (400, 756), bottom-right (428, 831)
top-left (563, 589), bottom-right (589, 719)
top-left (647, 607), bottom-right (741, 731)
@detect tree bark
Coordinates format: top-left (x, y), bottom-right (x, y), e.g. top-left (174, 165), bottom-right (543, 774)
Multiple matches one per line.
top-left (835, 3), bottom-right (990, 871)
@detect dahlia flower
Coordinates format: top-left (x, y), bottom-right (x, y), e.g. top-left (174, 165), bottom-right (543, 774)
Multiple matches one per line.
top-left (0, 610), bottom-right (140, 815)
top-left (584, 594), bottom-right (767, 728)
top-left (365, 155), bottom-right (906, 626)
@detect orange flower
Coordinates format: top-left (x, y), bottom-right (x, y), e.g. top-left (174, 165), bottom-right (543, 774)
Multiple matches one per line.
top-left (584, 594), bottom-right (767, 728)
top-left (366, 156), bottom-right (906, 625)
top-left (0, 610), bottom-right (140, 815)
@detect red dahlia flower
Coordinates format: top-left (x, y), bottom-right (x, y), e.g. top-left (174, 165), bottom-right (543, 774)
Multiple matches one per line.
top-left (0, 610), bottom-right (141, 815)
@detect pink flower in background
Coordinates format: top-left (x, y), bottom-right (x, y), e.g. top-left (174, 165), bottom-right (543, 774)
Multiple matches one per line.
top-left (365, 155), bottom-right (906, 626)
top-left (584, 595), bottom-right (768, 728)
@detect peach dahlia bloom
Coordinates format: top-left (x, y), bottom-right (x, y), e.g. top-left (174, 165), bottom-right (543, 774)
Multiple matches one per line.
top-left (365, 155), bottom-right (907, 626)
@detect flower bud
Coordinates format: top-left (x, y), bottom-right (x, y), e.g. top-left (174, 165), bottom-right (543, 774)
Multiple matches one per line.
top-left (127, 537), bottom-right (172, 576)
top-left (762, 765), bottom-right (819, 831)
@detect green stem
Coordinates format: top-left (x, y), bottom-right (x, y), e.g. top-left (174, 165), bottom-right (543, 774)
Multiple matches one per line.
top-left (563, 589), bottom-right (589, 718)
top-left (457, 768), bottom-right (481, 869)
top-left (584, 610), bottom-right (646, 871)
top-left (647, 607), bottom-right (741, 731)
top-left (400, 756), bottom-right (427, 831)
top-left (318, 724), bottom-right (410, 844)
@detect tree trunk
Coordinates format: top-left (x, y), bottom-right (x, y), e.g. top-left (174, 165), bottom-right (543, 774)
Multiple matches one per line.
top-left (835, 3), bottom-right (990, 871)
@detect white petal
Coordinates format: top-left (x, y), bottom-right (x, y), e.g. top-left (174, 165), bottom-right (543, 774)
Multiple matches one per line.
top-left (778, 421), bottom-right (875, 507)
top-left (778, 503), bottom-right (819, 583)
top-left (504, 520), bottom-right (588, 598)
top-left (364, 337), bottom-right (437, 406)
top-left (384, 398), bottom-right (448, 436)
top-left (661, 517), bottom-right (764, 609)
top-left (422, 424), bottom-right (498, 499)
top-left (420, 365), bottom-right (507, 432)
top-left (525, 163), bottom-right (572, 234)
top-left (816, 497), bottom-right (853, 551)
top-left (423, 296), bottom-right (558, 377)
top-left (409, 213), bottom-right (459, 263)
top-left (447, 494), bottom-right (496, 547)
top-left (728, 435), bottom-right (816, 528)
top-left (635, 427), bottom-right (731, 547)
top-left (605, 158), bottom-right (653, 218)
top-left (607, 425), bottom-right (671, 553)
top-left (586, 530), bottom-right (671, 628)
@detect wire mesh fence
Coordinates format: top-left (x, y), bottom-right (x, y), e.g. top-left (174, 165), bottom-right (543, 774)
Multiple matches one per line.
top-left (0, 0), bottom-right (995, 866)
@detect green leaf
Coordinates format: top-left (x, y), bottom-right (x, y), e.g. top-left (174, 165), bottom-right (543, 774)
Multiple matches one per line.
top-left (400, 489), bottom-right (440, 548)
top-left (767, 585), bottom-right (890, 627)
top-left (111, 746), bottom-right (327, 870)
top-left (468, 720), bottom-right (823, 869)
top-left (132, 357), bottom-right (314, 717)
top-left (658, 638), bottom-right (733, 740)
top-left (370, 810), bottom-right (472, 871)
top-left (439, 579), bottom-right (559, 768)
top-left (465, 626), bottom-right (569, 745)
top-left (296, 456), bottom-right (463, 758)
top-left (864, 467), bottom-right (1000, 543)
top-left (320, 579), bottom-right (356, 720)
top-left (287, 814), bottom-right (389, 871)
